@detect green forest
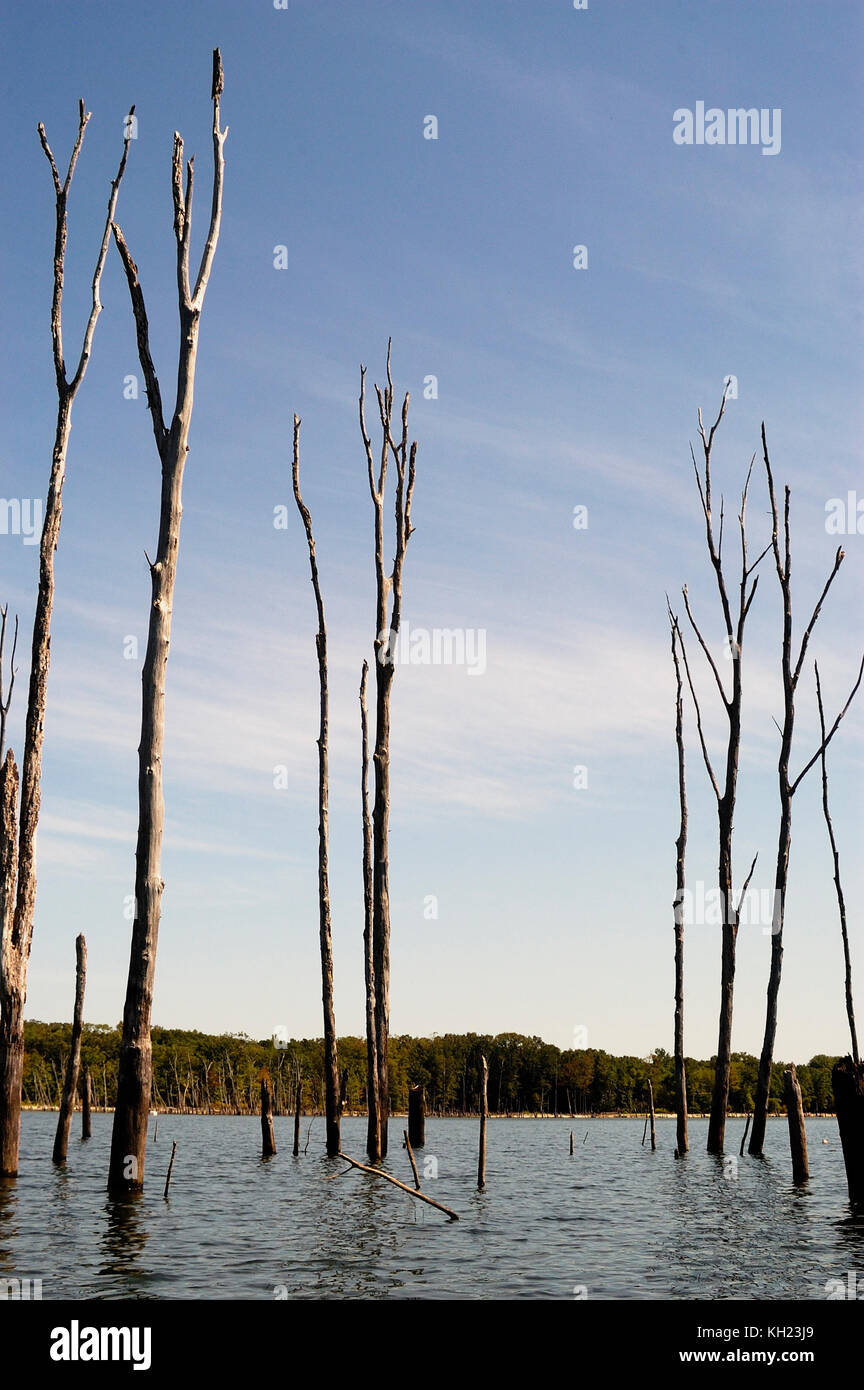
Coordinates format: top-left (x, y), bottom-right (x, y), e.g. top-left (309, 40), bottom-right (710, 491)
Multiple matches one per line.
top-left (21, 1022), bottom-right (841, 1117)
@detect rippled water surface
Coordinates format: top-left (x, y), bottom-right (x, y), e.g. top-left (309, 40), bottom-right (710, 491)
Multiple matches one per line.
top-left (2, 1113), bottom-right (862, 1299)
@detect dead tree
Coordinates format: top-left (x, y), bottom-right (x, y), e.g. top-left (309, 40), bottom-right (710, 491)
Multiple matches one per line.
top-left (359, 343), bottom-right (417, 1160)
top-left (359, 661), bottom-right (380, 1159)
top-left (291, 414), bottom-right (341, 1158)
top-left (783, 1066), bottom-right (809, 1184)
top-left (1, 105), bottom-right (132, 1178)
top-left (52, 934), bottom-right (86, 1164)
top-left (817, 663), bottom-right (864, 1203)
top-left (0, 606), bottom-right (18, 761)
top-left (668, 606), bottom-right (689, 1156)
top-left (749, 433), bottom-right (863, 1156)
top-left (80, 1062), bottom-right (92, 1140)
top-left (108, 51), bottom-right (227, 1194)
top-left (408, 1083), bottom-right (425, 1148)
top-left (478, 1054), bottom-right (488, 1189)
top-left (260, 1076), bottom-right (276, 1157)
top-left (681, 391), bottom-right (768, 1153)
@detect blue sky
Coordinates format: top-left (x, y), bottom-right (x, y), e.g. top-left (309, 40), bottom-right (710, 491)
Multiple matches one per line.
top-left (1, 0), bottom-right (862, 1062)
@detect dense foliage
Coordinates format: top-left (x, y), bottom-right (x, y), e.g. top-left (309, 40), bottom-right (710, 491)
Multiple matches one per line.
top-left (21, 1022), bottom-right (841, 1116)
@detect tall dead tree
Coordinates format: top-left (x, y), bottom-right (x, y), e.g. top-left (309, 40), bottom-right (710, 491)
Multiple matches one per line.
top-left (52, 934), bottom-right (86, 1164)
top-left (108, 51), bottom-right (227, 1194)
top-left (359, 344), bottom-right (417, 1161)
top-left (817, 663), bottom-right (864, 1203)
top-left (749, 433), bottom-right (863, 1156)
top-left (0, 106), bottom-right (132, 1177)
top-left (667, 606), bottom-right (689, 1156)
top-left (360, 661), bottom-right (380, 1159)
top-left (681, 390), bottom-right (768, 1154)
top-left (291, 414), bottom-right (341, 1158)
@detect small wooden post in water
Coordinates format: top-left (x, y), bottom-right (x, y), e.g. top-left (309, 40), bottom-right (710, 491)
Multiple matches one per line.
top-left (52, 935), bottom-right (87, 1165)
top-left (832, 1056), bottom-right (864, 1204)
top-left (569, 1130), bottom-right (574, 1155)
top-left (403, 1129), bottom-right (421, 1189)
top-left (164, 1140), bottom-right (178, 1199)
top-left (739, 1113), bottom-right (752, 1157)
top-left (80, 1062), bottom-right (92, 1141)
top-left (261, 1077), bottom-right (276, 1157)
top-left (477, 1054), bottom-right (488, 1190)
top-left (641, 1114), bottom-right (649, 1146)
top-left (648, 1079), bottom-right (657, 1152)
top-left (784, 1066), bottom-right (809, 1184)
top-left (408, 1084), bottom-right (426, 1147)
top-left (293, 1076), bottom-right (302, 1157)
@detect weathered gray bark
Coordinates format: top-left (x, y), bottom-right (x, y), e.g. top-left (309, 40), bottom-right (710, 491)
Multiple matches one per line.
top-left (52, 934), bottom-right (86, 1164)
top-left (108, 51), bottom-right (227, 1194)
top-left (359, 346), bottom-right (417, 1161)
top-left (681, 393), bottom-right (767, 1154)
top-left (0, 107), bottom-right (131, 1177)
top-left (292, 415), bottom-right (341, 1158)
top-left (668, 609), bottom-right (689, 1156)
top-left (360, 661), bottom-right (380, 1160)
top-left (750, 434), bottom-right (862, 1156)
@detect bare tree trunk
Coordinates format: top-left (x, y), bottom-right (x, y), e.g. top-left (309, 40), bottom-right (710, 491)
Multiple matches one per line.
top-left (0, 106), bottom-right (131, 1178)
top-left (80, 1061), bottom-right (92, 1140)
top-left (832, 1057), bottom-right (864, 1205)
top-left (477, 1054), bottom-right (488, 1190)
top-left (784, 1066), bottom-right (809, 1184)
top-left (261, 1077), bottom-right (276, 1157)
top-left (108, 51), bottom-right (227, 1194)
top-left (408, 1083), bottom-right (425, 1148)
top-left (360, 661), bottom-right (380, 1160)
top-left (359, 346), bottom-right (417, 1160)
top-left (52, 935), bottom-right (86, 1164)
top-left (680, 392), bottom-right (766, 1154)
top-left (750, 438), bottom-right (862, 1155)
top-left (293, 1074), bottom-right (302, 1157)
top-left (292, 416), bottom-right (341, 1158)
top-left (668, 608), bottom-right (689, 1156)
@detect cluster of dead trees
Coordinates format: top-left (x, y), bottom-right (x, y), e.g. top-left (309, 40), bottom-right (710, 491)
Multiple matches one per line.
top-left (668, 387), bottom-right (864, 1202)
top-left (1, 55), bottom-right (229, 1191)
top-left (1, 50), bottom-right (418, 1193)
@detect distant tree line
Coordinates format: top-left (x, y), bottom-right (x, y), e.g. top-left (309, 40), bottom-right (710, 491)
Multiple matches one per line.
top-left (20, 1024), bottom-right (841, 1117)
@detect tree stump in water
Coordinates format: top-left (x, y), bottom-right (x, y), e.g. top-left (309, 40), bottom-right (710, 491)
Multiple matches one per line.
top-left (832, 1055), bottom-right (864, 1205)
top-left (408, 1084), bottom-right (425, 1147)
top-left (80, 1062), bottom-right (92, 1141)
top-left (784, 1066), bottom-right (809, 1184)
top-left (477, 1055), bottom-right (488, 1190)
top-left (261, 1077), bottom-right (276, 1157)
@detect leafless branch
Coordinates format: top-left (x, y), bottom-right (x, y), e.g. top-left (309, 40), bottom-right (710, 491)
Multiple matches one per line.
top-left (815, 662), bottom-right (859, 1064)
top-left (0, 606), bottom-right (19, 762)
top-left (791, 653), bottom-right (864, 795)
